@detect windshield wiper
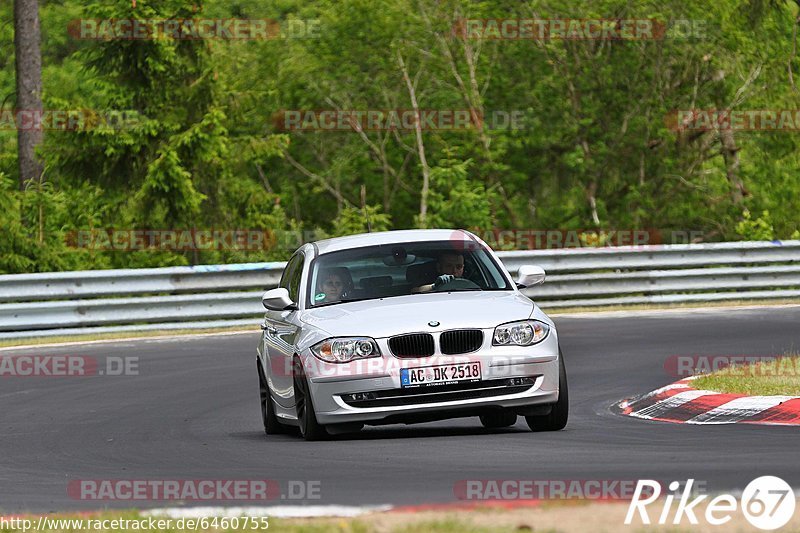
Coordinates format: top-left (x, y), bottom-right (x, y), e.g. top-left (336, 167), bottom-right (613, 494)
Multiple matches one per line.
top-left (409, 287), bottom-right (485, 294)
top-left (313, 296), bottom-right (385, 307)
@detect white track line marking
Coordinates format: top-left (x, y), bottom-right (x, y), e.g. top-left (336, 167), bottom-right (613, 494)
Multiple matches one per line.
top-left (635, 381), bottom-right (691, 401)
top-left (630, 390), bottom-right (715, 419)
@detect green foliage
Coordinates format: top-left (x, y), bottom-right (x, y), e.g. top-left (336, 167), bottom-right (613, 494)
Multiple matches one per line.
top-left (332, 205), bottom-right (392, 236)
top-left (3, 0), bottom-right (800, 273)
top-left (0, 173), bottom-right (71, 273)
top-left (424, 158), bottom-right (493, 230)
top-left (0, 174), bottom-right (35, 273)
top-left (735, 209), bottom-right (775, 241)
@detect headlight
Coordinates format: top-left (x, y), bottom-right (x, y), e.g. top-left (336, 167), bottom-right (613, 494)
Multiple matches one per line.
top-left (310, 337), bottom-right (381, 363)
top-left (493, 320), bottom-right (549, 346)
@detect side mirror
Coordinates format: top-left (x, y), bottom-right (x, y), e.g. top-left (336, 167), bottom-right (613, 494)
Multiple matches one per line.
top-left (262, 288), bottom-right (295, 311)
top-left (516, 265), bottom-right (546, 288)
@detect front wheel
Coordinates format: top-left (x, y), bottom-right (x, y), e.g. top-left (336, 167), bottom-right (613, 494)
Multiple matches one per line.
top-left (525, 348), bottom-right (569, 432)
top-left (258, 360), bottom-right (288, 436)
top-left (293, 358), bottom-right (328, 441)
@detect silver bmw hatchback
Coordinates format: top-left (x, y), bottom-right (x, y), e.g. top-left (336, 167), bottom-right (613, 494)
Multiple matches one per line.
top-left (256, 229), bottom-right (568, 440)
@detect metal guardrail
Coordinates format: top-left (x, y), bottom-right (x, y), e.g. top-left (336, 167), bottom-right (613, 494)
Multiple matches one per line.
top-left (0, 262), bottom-right (284, 302)
top-left (1, 241), bottom-right (798, 339)
top-left (496, 240), bottom-right (800, 272)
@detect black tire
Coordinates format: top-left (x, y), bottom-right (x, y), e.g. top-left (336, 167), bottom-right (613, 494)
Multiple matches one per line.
top-left (258, 360), bottom-right (288, 435)
top-left (293, 358), bottom-right (328, 441)
top-left (525, 348), bottom-right (569, 432)
top-left (479, 411), bottom-right (517, 428)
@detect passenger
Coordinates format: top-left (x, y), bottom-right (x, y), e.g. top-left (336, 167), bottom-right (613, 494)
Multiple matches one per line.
top-left (317, 268), bottom-right (352, 302)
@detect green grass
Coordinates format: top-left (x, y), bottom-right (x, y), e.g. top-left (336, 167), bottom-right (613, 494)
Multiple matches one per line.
top-left (385, 520), bottom-right (522, 533)
top-left (691, 355), bottom-right (800, 395)
top-left (0, 513), bottom-right (538, 533)
top-left (545, 297), bottom-right (800, 315)
top-left (0, 325), bottom-right (259, 349)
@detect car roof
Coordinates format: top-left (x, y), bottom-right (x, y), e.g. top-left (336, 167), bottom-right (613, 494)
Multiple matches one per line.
top-left (313, 229), bottom-right (476, 255)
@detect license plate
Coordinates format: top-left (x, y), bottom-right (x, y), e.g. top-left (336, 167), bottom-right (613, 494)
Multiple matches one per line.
top-left (400, 362), bottom-right (481, 388)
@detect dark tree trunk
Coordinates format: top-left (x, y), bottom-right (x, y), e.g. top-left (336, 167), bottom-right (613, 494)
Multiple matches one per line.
top-left (14, 0), bottom-right (44, 191)
top-left (719, 128), bottom-right (747, 202)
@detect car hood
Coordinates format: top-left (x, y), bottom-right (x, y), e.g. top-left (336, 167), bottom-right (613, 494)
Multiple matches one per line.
top-left (299, 291), bottom-right (535, 338)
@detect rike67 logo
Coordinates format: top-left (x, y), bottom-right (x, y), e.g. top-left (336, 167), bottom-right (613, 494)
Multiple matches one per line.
top-left (626, 476), bottom-right (795, 530)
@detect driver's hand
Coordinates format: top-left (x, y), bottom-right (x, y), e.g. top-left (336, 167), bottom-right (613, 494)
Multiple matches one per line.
top-left (433, 274), bottom-right (455, 288)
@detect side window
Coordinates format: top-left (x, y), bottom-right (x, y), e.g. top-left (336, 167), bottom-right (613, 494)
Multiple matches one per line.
top-left (280, 253), bottom-right (303, 294)
top-left (287, 253), bottom-right (305, 303)
top-left (279, 257), bottom-right (296, 290)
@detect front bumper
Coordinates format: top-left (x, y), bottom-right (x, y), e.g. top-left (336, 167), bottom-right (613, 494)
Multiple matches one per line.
top-left (303, 332), bottom-right (561, 425)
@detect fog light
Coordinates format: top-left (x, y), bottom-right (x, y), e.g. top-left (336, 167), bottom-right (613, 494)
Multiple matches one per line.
top-left (346, 392), bottom-right (376, 402)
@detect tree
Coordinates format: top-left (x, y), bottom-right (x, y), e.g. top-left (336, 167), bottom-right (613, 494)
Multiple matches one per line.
top-left (13, 0), bottom-right (43, 190)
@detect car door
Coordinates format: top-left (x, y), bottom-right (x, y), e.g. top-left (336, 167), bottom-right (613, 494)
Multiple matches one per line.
top-left (263, 251), bottom-right (305, 407)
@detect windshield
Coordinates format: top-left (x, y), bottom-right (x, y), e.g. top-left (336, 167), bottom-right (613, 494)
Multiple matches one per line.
top-left (307, 240), bottom-right (511, 307)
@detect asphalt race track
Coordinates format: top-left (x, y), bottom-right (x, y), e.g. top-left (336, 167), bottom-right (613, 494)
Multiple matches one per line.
top-left (2, 306), bottom-right (799, 512)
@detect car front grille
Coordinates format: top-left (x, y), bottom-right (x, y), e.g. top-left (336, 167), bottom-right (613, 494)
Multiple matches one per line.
top-left (388, 333), bottom-right (435, 357)
top-left (440, 329), bottom-right (484, 354)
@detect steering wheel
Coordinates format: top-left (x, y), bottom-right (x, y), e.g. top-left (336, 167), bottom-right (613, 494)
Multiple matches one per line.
top-left (433, 278), bottom-right (481, 292)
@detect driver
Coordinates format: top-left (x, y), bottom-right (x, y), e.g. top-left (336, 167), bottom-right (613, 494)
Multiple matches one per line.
top-left (413, 252), bottom-right (464, 293)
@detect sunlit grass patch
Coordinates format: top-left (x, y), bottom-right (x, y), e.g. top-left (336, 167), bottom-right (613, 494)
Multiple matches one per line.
top-left (691, 354), bottom-right (800, 395)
